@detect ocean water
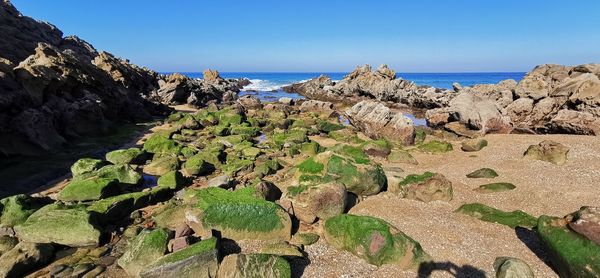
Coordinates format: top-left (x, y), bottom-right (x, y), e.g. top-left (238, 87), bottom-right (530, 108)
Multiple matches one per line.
top-left (180, 72), bottom-right (525, 101)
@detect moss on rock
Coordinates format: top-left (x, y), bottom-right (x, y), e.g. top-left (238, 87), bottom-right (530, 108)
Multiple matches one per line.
top-left (141, 238), bottom-right (218, 278)
top-left (71, 158), bottom-right (104, 177)
top-left (97, 164), bottom-right (142, 185)
top-left (474, 182), bottom-right (516, 193)
top-left (157, 171), bottom-right (185, 189)
top-left (0, 195), bottom-right (48, 228)
top-left (143, 134), bottom-right (182, 155)
top-left (118, 228), bottom-right (170, 277)
top-left (144, 155), bottom-right (180, 176)
top-left (466, 168), bottom-right (498, 179)
top-left (418, 140), bottom-right (453, 153)
top-left (182, 154), bottom-right (211, 176)
top-left (57, 177), bottom-right (120, 202)
top-left (455, 203), bottom-right (537, 229)
top-left (218, 253), bottom-right (291, 278)
top-left (105, 148), bottom-right (144, 165)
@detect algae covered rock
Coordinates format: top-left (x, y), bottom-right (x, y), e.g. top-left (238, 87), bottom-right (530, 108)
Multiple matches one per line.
top-left (474, 182), bottom-right (515, 193)
top-left (537, 215), bottom-right (600, 277)
top-left (143, 134), bottom-right (182, 155)
top-left (185, 187), bottom-right (291, 241)
top-left (361, 139), bottom-right (392, 158)
top-left (387, 149), bottom-right (418, 165)
top-left (87, 187), bottom-right (172, 222)
top-left (455, 203), bottom-right (537, 229)
top-left (57, 177), bottom-right (120, 202)
top-left (140, 238), bottom-right (218, 278)
top-left (290, 233), bottom-right (320, 246)
top-left (106, 148), bottom-right (144, 164)
top-left (259, 241), bottom-right (303, 257)
top-left (418, 140), bottom-right (453, 153)
top-left (182, 154), bottom-right (211, 176)
top-left (0, 236), bottom-right (18, 256)
top-left (394, 172), bottom-right (453, 202)
top-left (157, 171), bottom-right (185, 190)
top-left (0, 194), bottom-right (48, 228)
top-left (218, 253), bottom-right (291, 278)
top-left (461, 139), bottom-right (488, 152)
top-left (15, 203), bottom-right (101, 247)
top-left (324, 214), bottom-right (430, 267)
top-left (493, 257), bottom-right (534, 278)
top-left (524, 140), bottom-right (569, 165)
top-left (567, 206), bottom-right (600, 245)
top-left (293, 146), bottom-right (386, 197)
top-left (0, 242), bottom-right (54, 278)
top-left (466, 168), bottom-right (498, 178)
top-left (97, 164), bottom-right (142, 185)
top-left (71, 158), bottom-right (104, 177)
top-left (144, 154), bottom-right (180, 176)
top-left (118, 228), bottom-right (170, 277)
top-left (285, 181), bottom-right (346, 224)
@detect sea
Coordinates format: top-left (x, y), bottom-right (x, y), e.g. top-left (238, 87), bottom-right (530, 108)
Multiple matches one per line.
top-left (180, 72), bottom-right (526, 101)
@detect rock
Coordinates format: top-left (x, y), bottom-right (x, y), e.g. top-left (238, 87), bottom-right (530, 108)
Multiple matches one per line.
top-left (168, 236), bottom-right (190, 252)
top-left (157, 171), bottom-right (185, 189)
top-left (0, 194), bottom-right (48, 228)
top-left (237, 95), bottom-right (262, 110)
top-left (278, 97), bottom-right (294, 105)
top-left (537, 215), bottom-right (600, 277)
top-left (324, 214), bottom-right (430, 267)
top-left (461, 139), bottom-right (488, 152)
top-left (316, 120), bottom-right (345, 134)
top-left (81, 266), bottom-right (105, 278)
top-left (493, 257), bottom-right (534, 278)
top-left (361, 140), bottom-right (392, 158)
top-left (455, 203), bottom-right (537, 229)
top-left (207, 175), bottom-right (232, 188)
top-left (203, 69), bottom-right (222, 83)
top-left (217, 253), bottom-right (291, 278)
top-left (466, 168), bottom-right (498, 179)
top-left (87, 187), bottom-right (172, 222)
top-left (141, 238), bottom-right (218, 278)
top-left (105, 148), bottom-right (144, 165)
top-left (259, 242), bottom-right (303, 257)
top-left (523, 140), bottom-right (569, 165)
top-left (566, 206), bottom-right (600, 246)
top-left (548, 109), bottom-right (600, 135)
top-left (284, 181), bottom-right (346, 224)
top-left (0, 242), bottom-right (54, 278)
top-left (345, 100), bottom-right (415, 145)
top-left (144, 154), bottom-right (180, 176)
top-left (15, 203), bottom-right (101, 247)
top-left (71, 158), bottom-right (104, 177)
top-left (515, 73), bottom-right (549, 100)
top-left (0, 236), bottom-right (18, 256)
top-left (393, 172), bottom-right (453, 202)
top-left (474, 182), bottom-right (516, 193)
top-left (418, 140), bottom-right (453, 153)
top-left (292, 146), bottom-right (386, 197)
top-left (298, 100), bottom-right (335, 114)
top-left (118, 228), bottom-right (170, 277)
top-left (96, 164), bottom-right (142, 185)
top-left (444, 122), bottom-right (480, 138)
top-left (143, 135), bottom-right (182, 155)
top-left (57, 176), bottom-right (120, 202)
top-left (182, 154), bottom-right (211, 176)
top-left (290, 233), bottom-right (320, 246)
top-left (184, 187), bottom-right (291, 241)
top-left (387, 149), bottom-right (418, 165)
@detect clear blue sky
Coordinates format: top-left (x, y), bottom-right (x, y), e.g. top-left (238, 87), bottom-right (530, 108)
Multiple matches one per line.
top-left (12, 0), bottom-right (600, 72)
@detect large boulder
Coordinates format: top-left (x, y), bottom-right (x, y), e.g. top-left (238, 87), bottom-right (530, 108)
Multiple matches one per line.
top-left (392, 172), bottom-right (453, 202)
top-left (345, 100), bottom-right (415, 145)
top-left (14, 203), bottom-right (101, 247)
top-left (184, 187), bottom-right (291, 241)
top-left (283, 181), bottom-right (346, 224)
top-left (324, 214), bottom-right (430, 267)
top-left (140, 238), bottom-right (218, 278)
top-left (118, 228), bottom-right (170, 277)
top-left (523, 140), bottom-right (569, 165)
top-left (56, 176), bottom-right (120, 202)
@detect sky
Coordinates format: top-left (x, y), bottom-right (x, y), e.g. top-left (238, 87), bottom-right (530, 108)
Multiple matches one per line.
top-left (11, 0), bottom-right (600, 73)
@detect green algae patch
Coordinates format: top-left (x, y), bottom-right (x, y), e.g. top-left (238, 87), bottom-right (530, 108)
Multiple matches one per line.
top-left (189, 187), bottom-right (291, 241)
top-left (414, 128), bottom-right (427, 144)
top-left (466, 168), bottom-right (498, 179)
top-left (14, 203), bottom-right (101, 247)
top-left (254, 159), bottom-right (281, 177)
top-left (474, 182), bottom-right (515, 193)
top-left (0, 194), bottom-right (48, 228)
top-left (316, 120), bottom-right (345, 133)
top-left (105, 148), bottom-right (143, 165)
top-left (418, 140), bottom-right (453, 153)
top-left (361, 139), bottom-right (392, 157)
top-left (330, 144), bottom-right (370, 164)
top-left (143, 134), bottom-right (182, 155)
top-left (118, 228), bottom-right (170, 277)
top-left (300, 141), bottom-right (323, 156)
top-left (153, 237), bottom-right (216, 265)
top-left (97, 164), bottom-right (142, 185)
top-left (399, 172), bottom-right (436, 187)
top-left (455, 203), bottom-right (537, 229)
top-left (71, 158), bottom-right (104, 177)
top-left (329, 129), bottom-right (364, 144)
top-left (57, 177), bottom-right (120, 202)
top-left (87, 187), bottom-right (172, 222)
top-left (537, 215), bottom-right (600, 277)
top-left (157, 171), bottom-right (185, 189)
top-left (298, 157), bottom-right (324, 174)
top-left (291, 232), bottom-right (320, 246)
top-left (324, 214), bottom-right (430, 267)
top-left (182, 154), bottom-right (210, 176)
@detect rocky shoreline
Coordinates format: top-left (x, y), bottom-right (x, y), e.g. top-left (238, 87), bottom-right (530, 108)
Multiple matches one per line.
top-left (1, 1), bottom-right (599, 278)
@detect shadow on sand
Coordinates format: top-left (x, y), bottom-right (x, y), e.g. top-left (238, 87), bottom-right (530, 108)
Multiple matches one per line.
top-left (417, 261), bottom-right (486, 278)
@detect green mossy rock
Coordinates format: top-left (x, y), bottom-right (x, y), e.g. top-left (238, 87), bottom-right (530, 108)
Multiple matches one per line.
top-left (0, 195), bottom-right (48, 228)
top-left (87, 187), bottom-right (172, 222)
top-left (15, 204), bottom-right (101, 247)
top-left (259, 242), bottom-right (303, 257)
top-left (157, 171), bottom-right (185, 189)
top-left (290, 233), bottom-right (320, 246)
top-left (362, 140), bottom-right (392, 158)
top-left (218, 254), bottom-right (291, 278)
top-left (222, 156), bottom-right (254, 175)
top-left (474, 182), bottom-right (516, 193)
top-left (57, 177), bottom-right (120, 202)
top-left (329, 129), bottom-right (364, 144)
top-left (143, 134), bottom-right (182, 155)
top-left (300, 141), bottom-right (323, 156)
top-left (324, 214), bottom-right (430, 267)
top-left (71, 158), bottom-right (104, 177)
top-left (152, 202), bottom-right (189, 230)
top-left (141, 238), bottom-right (219, 278)
top-left (316, 120), bottom-right (345, 133)
top-left (105, 148), bottom-right (144, 165)
top-left (144, 155), bottom-right (180, 176)
top-left (461, 139), bottom-right (488, 152)
top-left (418, 140), bottom-right (453, 153)
top-left (0, 242), bottom-right (54, 278)
top-left (180, 146), bottom-right (198, 158)
top-left (241, 146), bottom-right (261, 160)
top-left (455, 203), bottom-right (537, 229)
top-left (387, 149), bottom-right (418, 165)
top-left (97, 164), bottom-right (142, 185)
top-left (466, 168), bottom-right (498, 179)
top-left (230, 125), bottom-right (260, 137)
top-left (118, 228), bottom-right (170, 277)
top-left (272, 129), bottom-right (308, 147)
top-left (0, 236), bottom-right (18, 256)
top-left (537, 215), bottom-right (600, 277)
top-left (254, 159), bottom-right (281, 178)
top-left (493, 257), bottom-right (534, 278)
top-left (414, 128), bottom-right (427, 144)
top-left (394, 172), bottom-right (453, 202)
top-left (285, 181), bottom-right (346, 224)
top-left (524, 140), bottom-right (569, 165)
top-left (182, 154), bottom-right (211, 176)
top-left (186, 187), bottom-right (291, 241)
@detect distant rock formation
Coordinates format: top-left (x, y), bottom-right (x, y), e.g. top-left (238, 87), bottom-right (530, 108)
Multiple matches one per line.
top-left (0, 1), bottom-right (246, 156)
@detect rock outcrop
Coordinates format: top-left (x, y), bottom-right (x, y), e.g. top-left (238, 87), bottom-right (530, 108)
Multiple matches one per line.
top-left (345, 100), bottom-right (416, 145)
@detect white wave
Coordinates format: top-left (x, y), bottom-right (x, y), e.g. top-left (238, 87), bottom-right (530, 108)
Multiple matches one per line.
top-left (241, 78), bottom-right (317, 92)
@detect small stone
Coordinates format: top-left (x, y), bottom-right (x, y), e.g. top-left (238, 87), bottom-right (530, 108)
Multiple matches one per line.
top-left (82, 265), bottom-right (106, 278)
top-left (474, 182), bottom-right (516, 193)
top-left (72, 263), bottom-right (94, 276)
top-left (461, 138), bottom-right (488, 152)
top-left (394, 172), bottom-right (453, 202)
top-left (290, 233), bottom-right (320, 246)
top-left (494, 257), bottom-right (534, 278)
top-left (175, 224), bottom-right (193, 238)
top-left (0, 236), bottom-right (18, 256)
top-left (524, 140), bottom-right (569, 165)
top-left (466, 168), bottom-right (498, 178)
top-left (168, 236), bottom-right (191, 252)
top-left (50, 264), bottom-right (68, 275)
top-left (259, 242), bottom-right (303, 257)
top-left (387, 149), bottom-right (418, 164)
top-left (207, 175), bottom-right (232, 188)
top-left (218, 253), bottom-right (291, 278)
